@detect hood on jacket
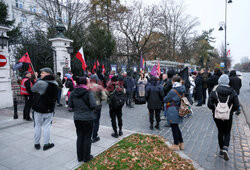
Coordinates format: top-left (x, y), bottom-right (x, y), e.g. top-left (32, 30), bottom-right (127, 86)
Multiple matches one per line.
top-left (216, 85), bottom-right (234, 96)
top-left (74, 87), bottom-right (89, 97)
top-left (173, 85), bottom-right (186, 94)
top-left (229, 70), bottom-right (236, 77)
top-left (42, 75), bottom-right (58, 86)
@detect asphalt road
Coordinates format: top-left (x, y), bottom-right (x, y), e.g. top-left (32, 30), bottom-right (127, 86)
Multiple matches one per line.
top-left (239, 72), bottom-right (250, 126)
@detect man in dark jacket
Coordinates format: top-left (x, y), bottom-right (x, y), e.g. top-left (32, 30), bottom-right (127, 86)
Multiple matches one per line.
top-left (146, 77), bottom-right (164, 130)
top-left (229, 70), bottom-right (242, 114)
top-left (208, 74), bottom-right (239, 161)
top-left (124, 72), bottom-right (135, 108)
top-left (31, 67), bottom-right (58, 151)
top-left (202, 69), bottom-right (209, 104)
top-left (195, 71), bottom-right (203, 106)
top-left (208, 68), bottom-right (222, 95)
top-left (68, 77), bottom-right (97, 162)
top-left (229, 70), bottom-right (242, 95)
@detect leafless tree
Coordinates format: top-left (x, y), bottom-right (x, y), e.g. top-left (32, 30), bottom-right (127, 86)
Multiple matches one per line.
top-left (35, 0), bottom-right (90, 30)
top-left (114, 1), bottom-right (160, 63)
top-left (158, 1), bottom-right (199, 61)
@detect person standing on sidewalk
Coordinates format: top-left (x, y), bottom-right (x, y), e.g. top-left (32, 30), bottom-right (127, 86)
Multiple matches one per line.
top-left (202, 69), bottom-right (209, 104)
top-left (68, 77), bottom-right (97, 162)
top-left (229, 70), bottom-right (242, 114)
top-left (21, 71), bottom-right (35, 121)
top-left (55, 72), bottom-right (63, 106)
top-left (88, 75), bottom-right (107, 143)
top-left (163, 75), bottom-right (185, 151)
top-left (145, 76), bottom-right (164, 130)
top-left (106, 76), bottom-right (126, 138)
top-left (208, 74), bottom-right (239, 161)
top-left (195, 71), bottom-right (203, 106)
top-left (31, 67), bottom-right (58, 151)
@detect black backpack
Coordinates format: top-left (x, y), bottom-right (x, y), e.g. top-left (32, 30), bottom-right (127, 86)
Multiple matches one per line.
top-left (110, 85), bottom-right (126, 109)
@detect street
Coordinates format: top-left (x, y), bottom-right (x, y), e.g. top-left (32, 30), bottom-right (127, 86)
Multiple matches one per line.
top-left (239, 73), bottom-right (250, 126)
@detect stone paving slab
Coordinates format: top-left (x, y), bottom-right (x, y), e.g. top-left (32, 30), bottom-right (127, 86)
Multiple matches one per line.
top-left (2, 101), bottom-right (250, 170)
top-left (0, 112), bottom-right (133, 170)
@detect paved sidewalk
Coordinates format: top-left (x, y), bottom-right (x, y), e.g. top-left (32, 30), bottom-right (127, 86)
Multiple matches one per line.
top-left (0, 109), bottom-right (133, 170)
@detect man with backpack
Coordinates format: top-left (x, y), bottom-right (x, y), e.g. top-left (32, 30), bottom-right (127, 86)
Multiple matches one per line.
top-left (208, 74), bottom-right (239, 161)
top-left (31, 67), bottom-right (58, 151)
top-left (106, 76), bottom-right (126, 138)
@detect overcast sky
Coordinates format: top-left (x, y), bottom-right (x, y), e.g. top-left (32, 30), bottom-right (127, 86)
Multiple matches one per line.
top-left (121, 0), bottom-right (250, 66)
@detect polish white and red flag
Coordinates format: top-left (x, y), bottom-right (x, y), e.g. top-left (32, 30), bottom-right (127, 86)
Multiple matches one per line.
top-left (75, 47), bottom-right (87, 71)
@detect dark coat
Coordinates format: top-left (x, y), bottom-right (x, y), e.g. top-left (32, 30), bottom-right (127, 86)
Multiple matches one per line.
top-left (207, 85), bottom-right (239, 118)
top-left (229, 71), bottom-right (242, 95)
top-left (195, 74), bottom-right (203, 98)
top-left (32, 75), bottom-right (58, 113)
top-left (124, 76), bottom-right (136, 92)
top-left (145, 81), bottom-right (164, 109)
top-left (164, 85), bottom-right (186, 124)
top-left (68, 87), bottom-right (97, 121)
top-left (163, 79), bottom-right (172, 96)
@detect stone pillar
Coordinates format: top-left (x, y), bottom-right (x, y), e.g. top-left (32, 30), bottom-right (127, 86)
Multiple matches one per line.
top-left (49, 37), bottom-right (73, 75)
top-left (0, 26), bottom-right (13, 108)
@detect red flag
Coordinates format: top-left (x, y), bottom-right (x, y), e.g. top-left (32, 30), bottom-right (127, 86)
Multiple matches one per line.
top-left (75, 47), bottom-right (87, 71)
top-left (28, 64), bottom-right (34, 74)
top-left (227, 49), bottom-right (230, 56)
top-left (18, 52), bottom-right (31, 63)
top-left (157, 60), bottom-right (161, 76)
top-left (102, 64), bottom-right (105, 74)
top-left (96, 59), bottom-right (100, 67)
top-left (92, 62), bottom-right (96, 73)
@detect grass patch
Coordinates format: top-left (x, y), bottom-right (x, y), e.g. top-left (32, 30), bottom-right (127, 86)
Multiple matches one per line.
top-left (77, 133), bottom-right (195, 169)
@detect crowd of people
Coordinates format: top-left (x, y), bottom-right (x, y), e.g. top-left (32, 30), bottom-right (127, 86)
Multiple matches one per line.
top-left (19, 66), bottom-right (242, 162)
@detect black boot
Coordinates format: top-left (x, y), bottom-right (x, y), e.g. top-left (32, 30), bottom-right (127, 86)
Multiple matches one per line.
top-left (150, 123), bottom-right (153, 130)
top-left (119, 129), bottom-right (123, 136)
top-left (155, 123), bottom-right (160, 130)
top-left (111, 132), bottom-right (118, 138)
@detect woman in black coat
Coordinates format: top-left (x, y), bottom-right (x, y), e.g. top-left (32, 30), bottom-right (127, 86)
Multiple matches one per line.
top-left (145, 77), bottom-right (164, 130)
top-left (208, 74), bottom-right (239, 161)
top-left (68, 77), bottom-right (97, 163)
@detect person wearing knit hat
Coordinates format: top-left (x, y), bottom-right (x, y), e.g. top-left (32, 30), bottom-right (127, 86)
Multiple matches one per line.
top-left (218, 74), bottom-right (230, 86)
top-left (208, 74), bottom-right (240, 161)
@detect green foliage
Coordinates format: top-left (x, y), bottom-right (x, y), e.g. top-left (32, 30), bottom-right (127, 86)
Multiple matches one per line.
top-left (15, 31), bottom-right (54, 74)
top-left (194, 29), bottom-right (218, 67)
top-left (0, 1), bottom-right (14, 26)
top-left (0, 1), bottom-right (21, 43)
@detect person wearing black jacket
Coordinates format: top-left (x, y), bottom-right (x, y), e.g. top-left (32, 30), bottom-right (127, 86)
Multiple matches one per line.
top-left (229, 70), bottom-right (242, 95)
top-left (195, 71), bottom-right (203, 106)
top-left (229, 70), bottom-right (242, 114)
top-left (146, 77), bottom-right (164, 130)
top-left (208, 74), bottom-right (239, 161)
top-left (31, 68), bottom-right (58, 151)
top-left (68, 77), bottom-right (97, 162)
top-left (208, 68), bottom-right (222, 95)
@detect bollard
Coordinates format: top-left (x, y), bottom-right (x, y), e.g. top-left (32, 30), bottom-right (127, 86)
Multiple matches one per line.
top-left (13, 98), bottom-right (18, 119)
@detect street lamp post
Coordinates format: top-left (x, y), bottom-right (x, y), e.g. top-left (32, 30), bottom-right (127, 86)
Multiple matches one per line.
top-left (219, 0), bottom-right (232, 71)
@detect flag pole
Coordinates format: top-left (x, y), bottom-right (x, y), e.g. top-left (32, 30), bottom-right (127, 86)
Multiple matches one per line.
top-left (30, 63), bottom-right (37, 79)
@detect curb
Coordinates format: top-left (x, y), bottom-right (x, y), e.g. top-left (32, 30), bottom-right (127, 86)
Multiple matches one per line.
top-left (165, 141), bottom-right (204, 170)
top-left (239, 103), bottom-right (250, 149)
